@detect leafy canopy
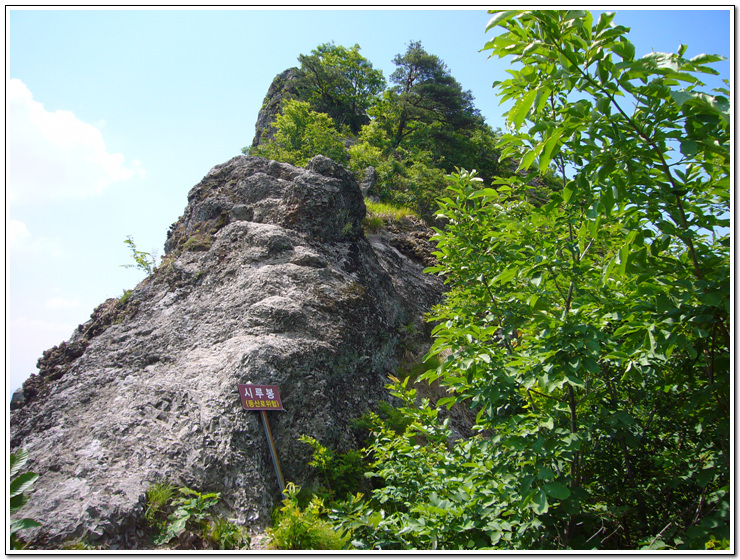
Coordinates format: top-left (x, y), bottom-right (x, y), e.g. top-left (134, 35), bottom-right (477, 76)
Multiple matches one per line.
top-left (251, 99), bottom-right (347, 167)
top-left (297, 42), bottom-right (386, 135)
top-left (248, 41), bottom-right (507, 221)
top-left (329, 10), bottom-right (730, 551)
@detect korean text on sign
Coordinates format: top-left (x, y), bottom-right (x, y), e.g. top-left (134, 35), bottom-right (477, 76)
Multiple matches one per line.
top-left (238, 384), bottom-right (284, 411)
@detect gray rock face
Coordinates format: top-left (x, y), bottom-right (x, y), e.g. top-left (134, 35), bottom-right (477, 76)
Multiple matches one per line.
top-left (249, 68), bottom-right (301, 151)
top-left (10, 155), bottom-right (444, 548)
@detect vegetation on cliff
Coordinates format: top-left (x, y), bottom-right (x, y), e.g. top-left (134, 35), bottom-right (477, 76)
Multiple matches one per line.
top-left (248, 10), bottom-right (730, 551)
top-left (246, 39), bottom-right (518, 220)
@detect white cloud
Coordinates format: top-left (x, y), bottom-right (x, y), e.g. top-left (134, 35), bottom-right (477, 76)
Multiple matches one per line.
top-left (7, 79), bottom-right (143, 205)
top-left (7, 316), bottom-right (78, 394)
top-left (45, 297), bottom-right (80, 309)
top-left (8, 218), bottom-right (31, 246)
top-left (8, 219), bottom-right (64, 257)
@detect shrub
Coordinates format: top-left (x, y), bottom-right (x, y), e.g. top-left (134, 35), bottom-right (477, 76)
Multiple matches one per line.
top-left (207, 516), bottom-right (251, 550)
top-left (144, 484), bottom-right (250, 550)
top-left (121, 235), bottom-right (157, 275)
top-left (268, 483), bottom-right (350, 550)
top-left (251, 99), bottom-right (347, 166)
top-left (118, 289), bottom-right (133, 307)
top-left (152, 486), bottom-right (220, 546)
top-left (299, 436), bottom-right (368, 501)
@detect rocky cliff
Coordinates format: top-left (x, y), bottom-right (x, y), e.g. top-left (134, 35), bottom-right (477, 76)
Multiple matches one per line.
top-left (248, 68), bottom-right (301, 152)
top-left (9, 154), bottom-right (445, 548)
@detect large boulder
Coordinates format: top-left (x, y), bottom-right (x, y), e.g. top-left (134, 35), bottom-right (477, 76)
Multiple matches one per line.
top-left (10, 155), bottom-right (444, 548)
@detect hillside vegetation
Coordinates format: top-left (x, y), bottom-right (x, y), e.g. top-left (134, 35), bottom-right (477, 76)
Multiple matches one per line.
top-left (244, 40), bottom-right (547, 221)
top-left (246, 9), bottom-right (730, 551)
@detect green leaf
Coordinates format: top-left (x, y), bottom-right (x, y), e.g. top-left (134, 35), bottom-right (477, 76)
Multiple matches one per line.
top-left (485, 10), bottom-right (522, 32)
top-left (493, 268), bottom-right (518, 285)
top-left (10, 449), bottom-right (29, 478)
top-left (10, 518), bottom-right (41, 533)
top-left (680, 140), bottom-right (698, 157)
top-left (689, 53), bottom-right (726, 65)
top-left (562, 182), bottom-right (577, 204)
top-left (517, 146), bottom-right (539, 172)
top-left (611, 40), bottom-right (635, 61)
top-left (10, 472), bottom-right (39, 499)
top-left (539, 129), bottom-right (564, 173)
top-left (670, 90), bottom-right (695, 106)
top-left (509, 89), bottom-right (538, 130)
top-left (10, 494), bottom-right (28, 514)
top-left (543, 482), bottom-right (571, 500)
top-left (532, 490), bottom-right (549, 514)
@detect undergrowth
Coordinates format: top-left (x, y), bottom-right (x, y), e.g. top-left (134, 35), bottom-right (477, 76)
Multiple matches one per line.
top-left (267, 482), bottom-right (350, 550)
top-left (144, 483), bottom-right (250, 550)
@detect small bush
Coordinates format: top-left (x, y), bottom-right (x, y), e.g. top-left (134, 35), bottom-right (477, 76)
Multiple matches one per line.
top-left (152, 486), bottom-right (220, 546)
top-left (118, 289), bottom-right (133, 307)
top-left (143, 483), bottom-right (250, 550)
top-left (268, 483), bottom-right (349, 550)
top-left (121, 235), bottom-right (158, 275)
top-left (208, 516), bottom-right (251, 550)
top-left (251, 99), bottom-right (348, 166)
top-left (299, 436), bottom-right (368, 501)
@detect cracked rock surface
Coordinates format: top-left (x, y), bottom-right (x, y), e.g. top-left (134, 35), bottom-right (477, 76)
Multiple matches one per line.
top-left (10, 155), bottom-right (444, 548)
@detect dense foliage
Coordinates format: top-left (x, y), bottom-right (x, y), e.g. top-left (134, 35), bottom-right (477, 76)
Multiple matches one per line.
top-left (250, 99), bottom-right (347, 166)
top-left (296, 42), bottom-right (386, 135)
top-left (15, 11), bottom-right (727, 552)
top-left (247, 40), bottom-right (508, 220)
top-left (268, 483), bottom-right (349, 550)
top-left (322, 10), bottom-right (730, 551)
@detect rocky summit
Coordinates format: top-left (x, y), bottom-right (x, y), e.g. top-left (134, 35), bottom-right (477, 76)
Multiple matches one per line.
top-left (10, 154), bottom-right (445, 548)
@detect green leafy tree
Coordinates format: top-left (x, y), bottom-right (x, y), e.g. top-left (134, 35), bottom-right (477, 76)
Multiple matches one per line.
top-left (427, 10), bottom-right (728, 548)
top-left (344, 42), bottom-right (503, 217)
top-left (252, 99), bottom-right (347, 166)
top-left (389, 41), bottom-right (482, 150)
top-left (297, 42), bottom-right (386, 134)
top-left (331, 10), bottom-right (729, 551)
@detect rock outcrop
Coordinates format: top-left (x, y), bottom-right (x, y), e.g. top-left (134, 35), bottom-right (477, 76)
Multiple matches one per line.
top-left (248, 68), bottom-right (301, 152)
top-left (10, 155), bottom-right (444, 548)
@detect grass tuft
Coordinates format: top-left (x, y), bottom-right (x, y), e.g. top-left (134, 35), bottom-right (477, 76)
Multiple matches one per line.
top-left (363, 200), bottom-right (417, 232)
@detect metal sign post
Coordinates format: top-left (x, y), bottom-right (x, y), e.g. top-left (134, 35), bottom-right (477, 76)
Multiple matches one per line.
top-left (259, 410), bottom-right (285, 494)
top-left (238, 384), bottom-right (285, 494)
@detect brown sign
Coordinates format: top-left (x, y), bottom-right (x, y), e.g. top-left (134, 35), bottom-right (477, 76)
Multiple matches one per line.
top-left (238, 384), bottom-right (284, 411)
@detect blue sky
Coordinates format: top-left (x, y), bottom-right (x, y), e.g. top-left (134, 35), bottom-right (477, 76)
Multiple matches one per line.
top-left (6, 7), bottom-right (732, 397)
